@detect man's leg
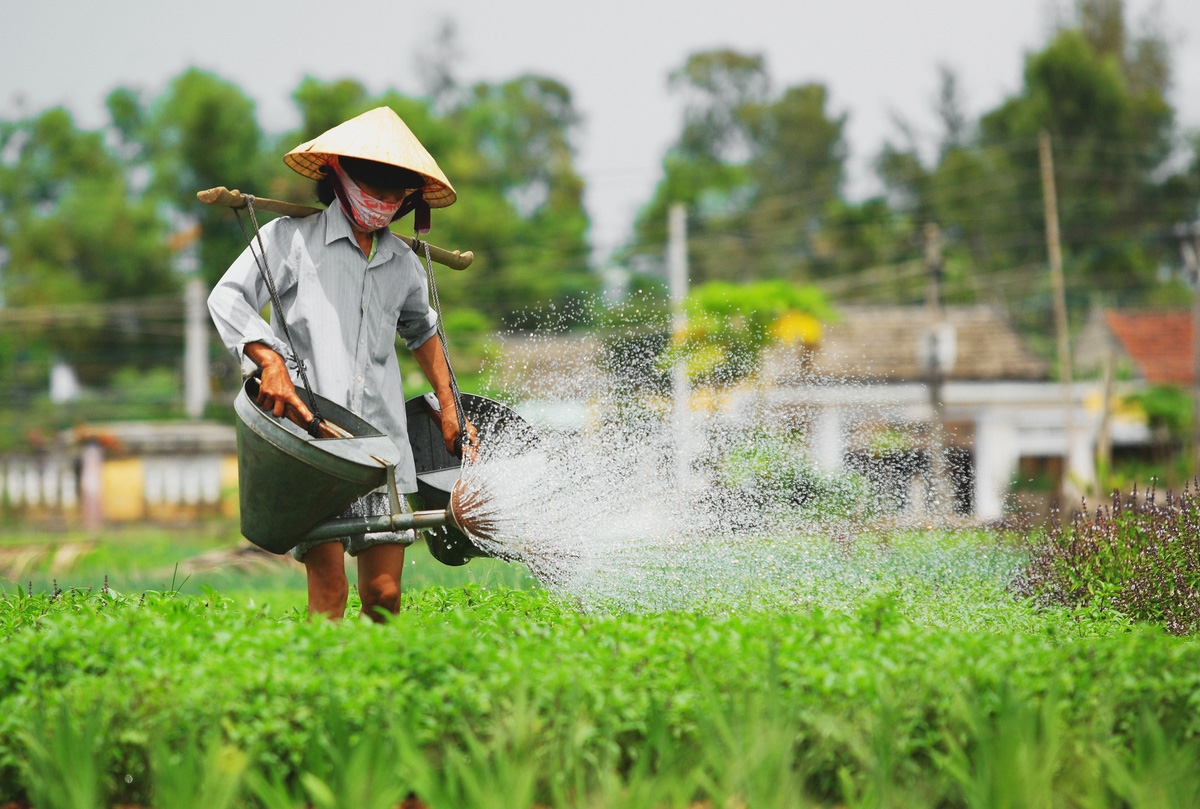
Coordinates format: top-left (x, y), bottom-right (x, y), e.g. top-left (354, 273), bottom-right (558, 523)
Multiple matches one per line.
top-left (304, 541), bottom-right (349, 620)
top-left (357, 543), bottom-right (405, 622)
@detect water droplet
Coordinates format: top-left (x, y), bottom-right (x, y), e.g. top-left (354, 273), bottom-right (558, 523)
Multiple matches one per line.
top-left (457, 299), bottom-right (1014, 623)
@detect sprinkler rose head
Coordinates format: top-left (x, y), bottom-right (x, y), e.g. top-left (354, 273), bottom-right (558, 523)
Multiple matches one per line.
top-left (448, 477), bottom-right (499, 542)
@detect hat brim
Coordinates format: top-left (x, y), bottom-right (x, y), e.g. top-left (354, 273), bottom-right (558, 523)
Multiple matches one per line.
top-left (284, 107), bottom-right (457, 209)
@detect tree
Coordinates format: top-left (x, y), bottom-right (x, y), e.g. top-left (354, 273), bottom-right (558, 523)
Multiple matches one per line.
top-left (626, 51), bottom-right (766, 282)
top-left (0, 106), bottom-right (177, 390)
top-left (0, 108), bottom-right (173, 306)
top-left (878, 0), bottom-right (1195, 311)
top-left (133, 69), bottom-right (269, 288)
top-left (410, 74), bottom-right (592, 327)
top-left (625, 50), bottom-right (852, 285)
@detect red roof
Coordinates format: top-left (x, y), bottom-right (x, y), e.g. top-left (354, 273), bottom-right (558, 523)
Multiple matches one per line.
top-left (1105, 311), bottom-right (1195, 386)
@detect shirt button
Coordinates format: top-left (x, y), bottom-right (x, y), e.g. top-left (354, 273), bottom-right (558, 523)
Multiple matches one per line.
top-left (357, 375), bottom-right (363, 382)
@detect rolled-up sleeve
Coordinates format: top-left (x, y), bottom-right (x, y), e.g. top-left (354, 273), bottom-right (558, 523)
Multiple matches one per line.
top-left (396, 272), bottom-right (440, 351)
top-left (207, 219), bottom-right (292, 366)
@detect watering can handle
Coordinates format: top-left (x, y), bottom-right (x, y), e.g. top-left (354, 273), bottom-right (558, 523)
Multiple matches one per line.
top-left (246, 376), bottom-right (353, 440)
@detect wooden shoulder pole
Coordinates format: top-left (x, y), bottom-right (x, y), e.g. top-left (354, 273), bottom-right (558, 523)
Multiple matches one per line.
top-left (196, 186), bottom-right (474, 270)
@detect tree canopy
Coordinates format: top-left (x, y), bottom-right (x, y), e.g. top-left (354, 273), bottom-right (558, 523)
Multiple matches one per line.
top-left (0, 64), bottom-right (595, 412)
top-left (1, 0), bottom-right (1198, 431)
top-left (625, 0), bottom-right (1199, 317)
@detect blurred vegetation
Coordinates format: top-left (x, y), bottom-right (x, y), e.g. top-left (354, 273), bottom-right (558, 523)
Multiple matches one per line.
top-left (1021, 483), bottom-right (1200, 634)
top-left (0, 37), bottom-right (594, 448)
top-left (621, 0), bottom-right (1199, 323)
top-left (662, 279), bottom-right (834, 386)
top-left (1, 0), bottom-right (1198, 472)
top-left (6, 561), bottom-right (1200, 806)
top-left (718, 429), bottom-right (874, 522)
top-left (1125, 384), bottom-right (1193, 442)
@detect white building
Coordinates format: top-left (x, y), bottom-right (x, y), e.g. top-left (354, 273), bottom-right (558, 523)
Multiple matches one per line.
top-left (497, 305), bottom-right (1153, 522)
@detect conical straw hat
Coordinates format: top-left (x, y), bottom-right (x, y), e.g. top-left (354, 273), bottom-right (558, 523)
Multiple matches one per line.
top-left (284, 107), bottom-right (456, 208)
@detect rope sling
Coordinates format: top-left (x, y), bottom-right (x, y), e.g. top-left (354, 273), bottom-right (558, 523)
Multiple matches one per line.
top-left (232, 195), bottom-right (468, 454)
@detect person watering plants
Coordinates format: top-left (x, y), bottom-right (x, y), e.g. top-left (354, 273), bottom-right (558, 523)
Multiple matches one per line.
top-left (208, 107), bottom-right (478, 621)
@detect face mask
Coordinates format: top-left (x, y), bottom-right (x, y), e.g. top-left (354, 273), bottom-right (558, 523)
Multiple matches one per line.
top-left (330, 156), bottom-right (406, 231)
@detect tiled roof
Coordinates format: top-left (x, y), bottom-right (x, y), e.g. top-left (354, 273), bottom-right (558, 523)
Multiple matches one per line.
top-left (497, 305), bottom-right (1048, 393)
top-left (768, 305), bottom-right (1048, 383)
top-left (66, 421), bottom-right (237, 455)
top-left (1104, 311), bottom-right (1194, 386)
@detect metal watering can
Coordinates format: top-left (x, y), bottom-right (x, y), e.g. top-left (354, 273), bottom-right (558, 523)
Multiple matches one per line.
top-left (235, 377), bottom-right (532, 560)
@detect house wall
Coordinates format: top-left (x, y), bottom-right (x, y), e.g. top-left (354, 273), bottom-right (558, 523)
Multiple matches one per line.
top-left (758, 381), bottom-right (1145, 522)
top-left (3, 451), bottom-right (238, 524)
top-left (1, 455), bottom-right (78, 515)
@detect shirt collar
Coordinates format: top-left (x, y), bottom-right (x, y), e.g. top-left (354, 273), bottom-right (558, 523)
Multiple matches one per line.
top-left (323, 202), bottom-right (398, 266)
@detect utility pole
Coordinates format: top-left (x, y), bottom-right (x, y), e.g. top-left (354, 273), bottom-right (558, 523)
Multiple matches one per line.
top-left (667, 203), bottom-right (694, 490)
top-left (924, 222), bottom-right (951, 514)
top-left (183, 276), bottom-right (210, 419)
top-left (172, 216), bottom-right (208, 420)
top-left (1039, 130), bottom-right (1080, 503)
top-left (0, 245), bottom-right (8, 309)
top-left (668, 204), bottom-right (688, 321)
top-left (1176, 221), bottom-right (1200, 475)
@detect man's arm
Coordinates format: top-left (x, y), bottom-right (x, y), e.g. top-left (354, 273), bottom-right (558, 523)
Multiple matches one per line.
top-left (244, 342), bottom-right (312, 422)
top-left (412, 335), bottom-right (478, 458)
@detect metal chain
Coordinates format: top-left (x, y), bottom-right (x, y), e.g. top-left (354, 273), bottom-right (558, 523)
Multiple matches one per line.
top-left (416, 238), bottom-right (466, 455)
top-left (233, 197), bottom-right (324, 433)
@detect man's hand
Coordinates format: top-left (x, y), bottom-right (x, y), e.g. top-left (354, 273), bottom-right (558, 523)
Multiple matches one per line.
top-left (244, 342), bottom-right (312, 423)
top-left (442, 401), bottom-right (480, 461)
top-left (413, 334), bottom-right (480, 461)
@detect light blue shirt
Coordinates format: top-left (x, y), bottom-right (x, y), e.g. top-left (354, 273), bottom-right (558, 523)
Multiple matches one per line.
top-left (208, 202), bottom-right (439, 492)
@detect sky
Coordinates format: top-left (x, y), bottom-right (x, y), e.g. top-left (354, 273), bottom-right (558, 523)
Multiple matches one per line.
top-left (2, 0), bottom-right (1198, 261)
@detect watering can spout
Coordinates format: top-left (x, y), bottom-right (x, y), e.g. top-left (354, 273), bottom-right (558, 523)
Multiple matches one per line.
top-left (296, 477), bottom-right (493, 546)
top-left (233, 378), bottom-right (528, 562)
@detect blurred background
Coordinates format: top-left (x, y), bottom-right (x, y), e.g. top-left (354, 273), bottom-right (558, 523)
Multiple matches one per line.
top-left (1, 0), bottom-right (1199, 592)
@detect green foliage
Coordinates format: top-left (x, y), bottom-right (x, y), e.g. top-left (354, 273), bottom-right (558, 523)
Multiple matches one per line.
top-left (145, 69), bottom-right (269, 288)
top-left (1021, 484), bottom-right (1200, 634)
top-left (150, 732), bottom-right (247, 809)
top-left (1126, 384), bottom-right (1193, 441)
top-left (627, 50), bottom-right (857, 284)
top-left (3, 577), bottom-right (1200, 806)
top-left (0, 104), bottom-right (174, 303)
top-left (17, 702), bottom-right (106, 809)
top-left (625, 2), bottom-right (1198, 332)
top-left (661, 279), bottom-right (834, 385)
top-left (879, 0), bottom-right (1196, 318)
top-left (433, 74), bottom-right (593, 327)
top-left (719, 430), bottom-right (873, 521)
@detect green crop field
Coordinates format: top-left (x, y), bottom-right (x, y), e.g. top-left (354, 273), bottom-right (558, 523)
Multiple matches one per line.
top-left (3, 515), bottom-right (1200, 808)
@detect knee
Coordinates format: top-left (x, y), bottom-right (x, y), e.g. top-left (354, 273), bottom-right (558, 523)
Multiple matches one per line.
top-left (306, 548), bottom-right (349, 602)
top-left (313, 571), bottom-right (350, 605)
top-left (360, 577), bottom-right (401, 616)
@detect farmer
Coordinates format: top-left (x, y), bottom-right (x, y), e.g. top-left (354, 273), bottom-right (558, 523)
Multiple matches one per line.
top-left (208, 107), bottom-right (477, 622)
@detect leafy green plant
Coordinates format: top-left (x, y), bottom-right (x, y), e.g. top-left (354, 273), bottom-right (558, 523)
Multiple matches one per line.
top-left (293, 708), bottom-right (407, 809)
top-left (1125, 385), bottom-right (1193, 443)
top-left (150, 731), bottom-right (247, 809)
top-left (1019, 483), bottom-right (1200, 634)
top-left (660, 280), bottom-right (836, 386)
top-left (18, 702), bottom-right (106, 809)
top-left (1102, 712), bottom-right (1200, 809)
top-left (7, 560), bottom-right (1200, 805)
top-left (936, 685), bottom-right (1100, 809)
top-left (719, 430), bottom-right (874, 521)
